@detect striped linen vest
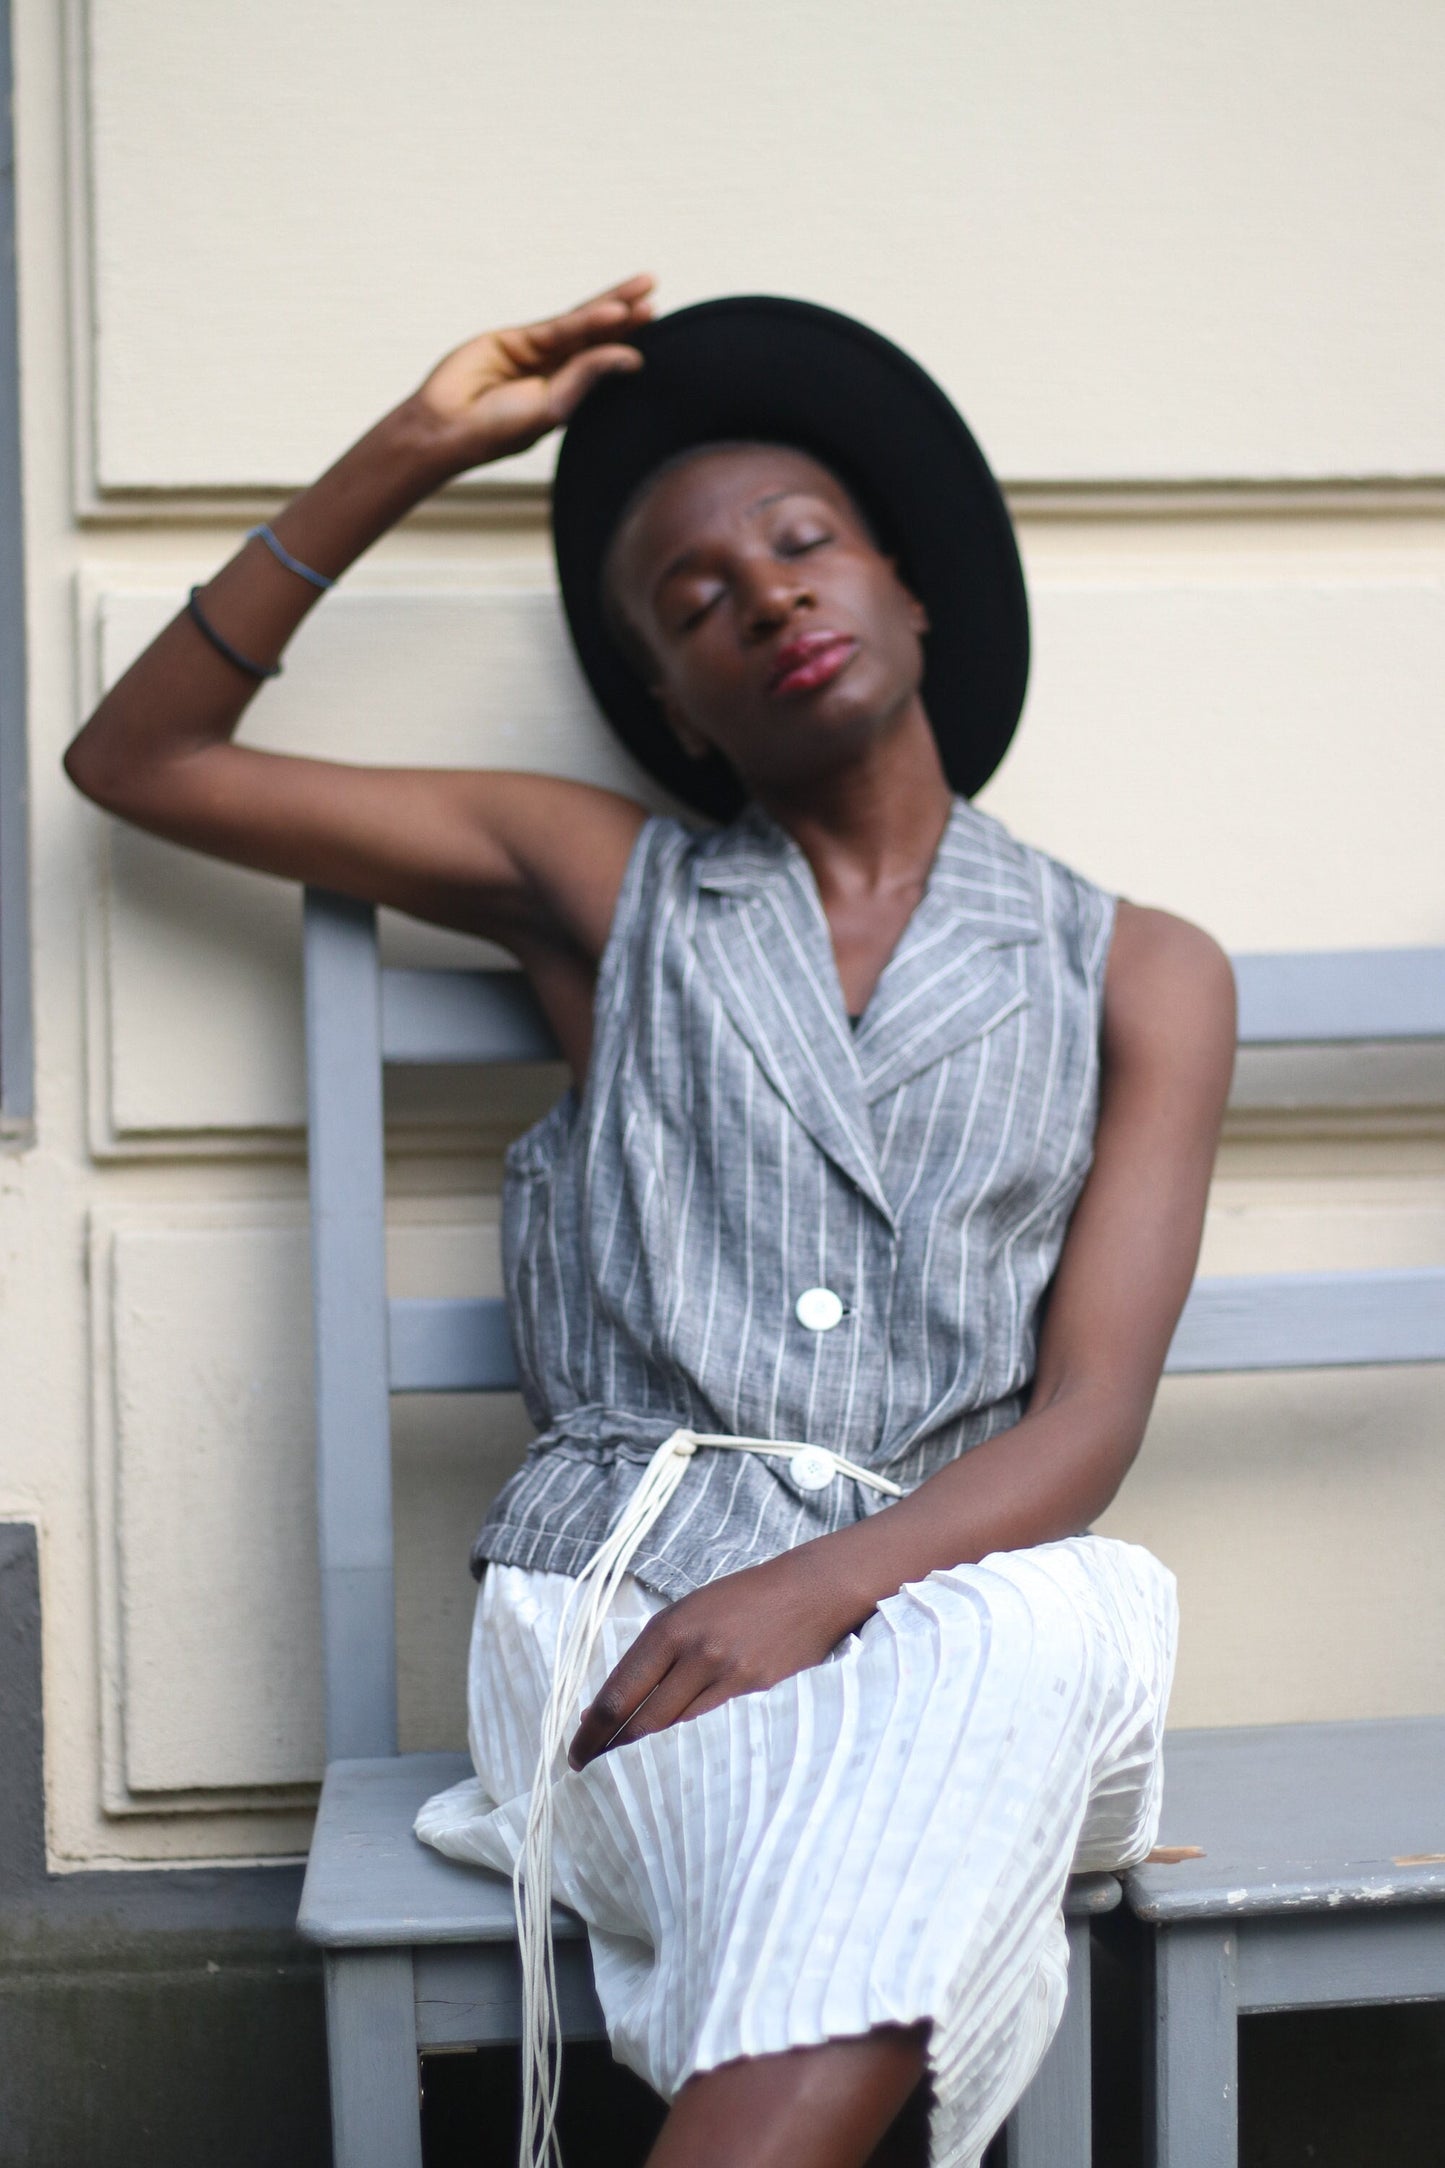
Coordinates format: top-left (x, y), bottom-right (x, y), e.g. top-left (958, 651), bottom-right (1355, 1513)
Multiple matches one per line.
top-left (470, 793), bottom-right (1115, 1601)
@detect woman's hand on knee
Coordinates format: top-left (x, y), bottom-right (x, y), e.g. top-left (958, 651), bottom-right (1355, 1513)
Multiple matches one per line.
top-left (567, 1545), bottom-right (860, 1769)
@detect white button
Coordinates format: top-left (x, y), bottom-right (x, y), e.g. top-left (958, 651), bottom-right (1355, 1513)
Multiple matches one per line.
top-left (795, 1286), bottom-right (844, 1332)
top-left (791, 1446), bottom-right (837, 1491)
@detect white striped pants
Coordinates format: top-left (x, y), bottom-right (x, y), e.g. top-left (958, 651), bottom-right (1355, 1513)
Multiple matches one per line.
top-left (416, 1532), bottom-right (1178, 2168)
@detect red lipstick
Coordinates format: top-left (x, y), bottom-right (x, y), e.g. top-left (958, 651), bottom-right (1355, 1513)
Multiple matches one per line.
top-left (769, 631), bottom-right (859, 698)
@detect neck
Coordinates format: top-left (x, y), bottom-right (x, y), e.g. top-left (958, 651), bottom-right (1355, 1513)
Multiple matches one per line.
top-left (748, 704), bottom-right (957, 904)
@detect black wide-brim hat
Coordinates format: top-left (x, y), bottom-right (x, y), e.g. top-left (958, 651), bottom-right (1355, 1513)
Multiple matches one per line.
top-left (552, 295), bottom-right (1029, 824)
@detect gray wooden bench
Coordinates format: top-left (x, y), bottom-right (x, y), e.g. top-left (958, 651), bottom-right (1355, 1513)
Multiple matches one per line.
top-left (1134, 946), bottom-right (1445, 2168)
top-left (294, 886), bottom-right (1120, 2168)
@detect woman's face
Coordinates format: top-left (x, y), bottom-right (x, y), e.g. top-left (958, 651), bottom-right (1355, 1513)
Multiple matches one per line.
top-left (604, 444), bottom-right (930, 797)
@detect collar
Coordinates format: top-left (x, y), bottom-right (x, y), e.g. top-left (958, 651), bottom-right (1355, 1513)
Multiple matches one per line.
top-left (689, 797), bottom-right (1041, 1224)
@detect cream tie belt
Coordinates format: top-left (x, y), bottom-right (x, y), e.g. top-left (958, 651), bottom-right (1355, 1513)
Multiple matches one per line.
top-left (513, 1427), bottom-right (905, 2168)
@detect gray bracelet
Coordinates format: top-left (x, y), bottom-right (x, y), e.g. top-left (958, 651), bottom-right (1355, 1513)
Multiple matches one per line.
top-left (186, 586), bottom-right (283, 679)
top-left (247, 521), bottom-right (335, 591)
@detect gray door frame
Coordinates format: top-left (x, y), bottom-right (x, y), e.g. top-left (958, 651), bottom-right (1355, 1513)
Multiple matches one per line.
top-left (0, 0), bottom-right (32, 1127)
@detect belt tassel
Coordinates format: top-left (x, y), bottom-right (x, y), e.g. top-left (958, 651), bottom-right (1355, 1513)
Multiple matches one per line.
top-left (513, 1427), bottom-right (903, 2168)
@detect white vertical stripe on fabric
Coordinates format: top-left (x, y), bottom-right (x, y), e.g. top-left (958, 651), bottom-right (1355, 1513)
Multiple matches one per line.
top-left (727, 1057), bottom-right (757, 1434)
top-left (927, 1024), bottom-right (1027, 1433)
top-left (692, 1000), bottom-right (727, 1389)
top-left (765, 1111), bottom-right (791, 1438)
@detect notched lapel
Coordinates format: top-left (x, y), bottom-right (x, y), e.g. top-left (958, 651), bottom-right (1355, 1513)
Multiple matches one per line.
top-left (851, 799), bottom-right (1042, 1105)
top-left (690, 797), bottom-right (1044, 1212)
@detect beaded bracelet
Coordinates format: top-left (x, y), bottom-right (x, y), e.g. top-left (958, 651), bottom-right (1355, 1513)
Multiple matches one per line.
top-left (186, 586), bottom-right (283, 680)
top-left (247, 521), bottom-right (335, 591)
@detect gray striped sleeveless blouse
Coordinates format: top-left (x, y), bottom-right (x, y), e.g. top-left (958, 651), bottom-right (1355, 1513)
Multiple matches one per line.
top-left (470, 794), bottom-right (1116, 1601)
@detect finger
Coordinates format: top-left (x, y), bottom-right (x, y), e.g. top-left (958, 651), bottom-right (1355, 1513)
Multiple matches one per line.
top-left (543, 271), bottom-right (656, 332)
top-left (569, 1637), bottom-right (721, 1769)
top-left (578, 271), bottom-right (656, 311)
top-left (545, 343), bottom-right (644, 425)
top-left (591, 1666), bottom-right (758, 1758)
top-left (516, 276), bottom-right (655, 364)
top-left (518, 302), bottom-right (648, 374)
top-left (569, 1661), bottom-right (705, 1767)
top-left (567, 1639), bottom-right (673, 1769)
top-left (668, 1679), bottom-right (747, 1726)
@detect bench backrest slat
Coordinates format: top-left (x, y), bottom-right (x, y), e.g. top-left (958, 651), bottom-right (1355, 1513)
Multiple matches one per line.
top-left (1235, 949), bottom-right (1445, 1045)
top-left (304, 892), bottom-right (399, 1759)
top-left (388, 1271), bottom-right (1445, 1393)
top-left (1165, 1266), bottom-right (1445, 1373)
top-left (389, 1296), bottom-right (520, 1394)
top-left (380, 966), bottom-right (558, 1064)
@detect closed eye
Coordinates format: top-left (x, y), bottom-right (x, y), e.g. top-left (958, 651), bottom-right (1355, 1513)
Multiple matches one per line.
top-left (674, 529), bottom-right (832, 631)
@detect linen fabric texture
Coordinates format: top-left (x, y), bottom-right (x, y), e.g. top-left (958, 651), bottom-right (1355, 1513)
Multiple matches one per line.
top-left (471, 793), bottom-right (1117, 1598)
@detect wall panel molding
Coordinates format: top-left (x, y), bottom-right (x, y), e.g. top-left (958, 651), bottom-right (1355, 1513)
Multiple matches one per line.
top-left (88, 1207), bottom-right (324, 1812)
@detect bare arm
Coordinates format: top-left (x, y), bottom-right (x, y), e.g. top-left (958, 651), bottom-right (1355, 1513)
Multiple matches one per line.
top-left (567, 898), bottom-right (1237, 1765)
top-left (63, 278), bottom-right (656, 983)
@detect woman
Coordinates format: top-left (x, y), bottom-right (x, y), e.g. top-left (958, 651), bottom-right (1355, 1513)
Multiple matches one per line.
top-left (65, 275), bottom-right (1235, 2168)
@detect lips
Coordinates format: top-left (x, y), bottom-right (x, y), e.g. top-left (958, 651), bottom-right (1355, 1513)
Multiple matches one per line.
top-left (768, 631), bottom-right (860, 698)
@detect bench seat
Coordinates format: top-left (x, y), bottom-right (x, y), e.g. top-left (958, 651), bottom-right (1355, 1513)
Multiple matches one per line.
top-left (299, 1752), bottom-right (584, 1950)
top-left (1126, 1715), bottom-right (1445, 2167)
top-left (1130, 1716), bottom-right (1445, 1928)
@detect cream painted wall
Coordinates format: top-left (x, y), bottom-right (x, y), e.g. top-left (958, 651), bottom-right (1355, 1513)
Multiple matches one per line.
top-left (81, 0), bottom-right (1445, 490)
top-left (1, 0), bottom-right (1441, 1868)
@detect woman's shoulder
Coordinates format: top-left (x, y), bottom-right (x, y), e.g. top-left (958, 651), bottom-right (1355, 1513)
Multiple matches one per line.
top-left (950, 798), bottom-right (1118, 959)
top-left (1105, 901), bottom-right (1237, 1043)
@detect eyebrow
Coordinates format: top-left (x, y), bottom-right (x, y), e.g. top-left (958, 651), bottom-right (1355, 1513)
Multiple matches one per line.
top-left (651, 490), bottom-right (817, 601)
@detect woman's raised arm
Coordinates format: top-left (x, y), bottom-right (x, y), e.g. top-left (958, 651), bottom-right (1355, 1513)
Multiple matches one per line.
top-left (62, 275), bottom-right (655, 960)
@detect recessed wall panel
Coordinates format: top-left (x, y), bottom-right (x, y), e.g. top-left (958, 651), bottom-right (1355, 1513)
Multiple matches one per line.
top-left (99, 1203), bottom-right (534, 1802)
top-left (85, 0), bottom-right (1445, 491)
top-left (110, 1217), bottom-right (324, 1792)
top-left (1104, 1365), bottom-right (1445, 1728)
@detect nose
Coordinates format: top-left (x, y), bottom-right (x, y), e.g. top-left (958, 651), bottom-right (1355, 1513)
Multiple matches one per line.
top-left (738, 557), bottom-right (813, 642)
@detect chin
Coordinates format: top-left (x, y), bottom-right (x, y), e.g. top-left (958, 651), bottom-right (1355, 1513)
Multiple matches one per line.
top-left (758, 727), bottom-right (889, 798)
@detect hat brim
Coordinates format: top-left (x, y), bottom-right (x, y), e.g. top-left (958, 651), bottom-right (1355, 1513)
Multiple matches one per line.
top-left (552, 296), bottom-right (1029, 823)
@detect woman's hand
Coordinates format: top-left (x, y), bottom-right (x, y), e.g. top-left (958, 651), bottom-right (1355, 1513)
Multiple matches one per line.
top-left (566, 1542), bottom-right (870, 1770)
top-left (404, 272), bottom-right (655, 481)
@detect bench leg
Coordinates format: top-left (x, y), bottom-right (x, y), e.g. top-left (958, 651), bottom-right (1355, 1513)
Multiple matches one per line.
top-left (324, 1949), bottom-right (424, 2168)
top-left (1148, 1923), bottom-right (1238, 2168)
top-left (999, 1911), bottom-right (1093, 2168)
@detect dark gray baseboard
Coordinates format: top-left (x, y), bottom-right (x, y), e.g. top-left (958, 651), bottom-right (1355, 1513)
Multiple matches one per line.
top-left (0, 1522), bottom-right (331, 2168)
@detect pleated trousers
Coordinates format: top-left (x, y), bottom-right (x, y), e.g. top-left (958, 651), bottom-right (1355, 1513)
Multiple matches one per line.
top-left (416, 1533), bottom-right (1178, 2168)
